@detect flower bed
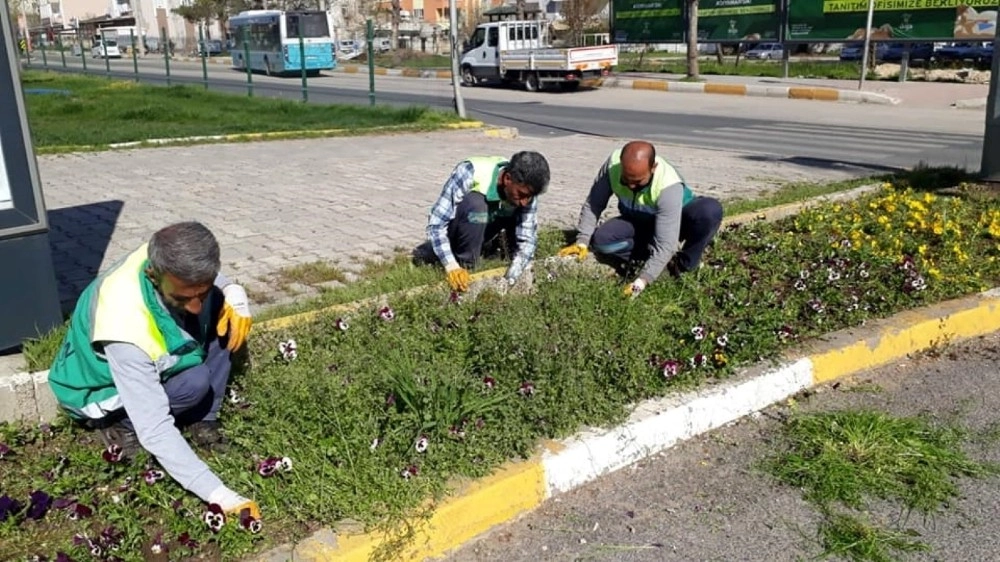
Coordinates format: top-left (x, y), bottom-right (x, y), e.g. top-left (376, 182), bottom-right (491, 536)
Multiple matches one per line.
top-left (1, 183), bottom-right (998, 561)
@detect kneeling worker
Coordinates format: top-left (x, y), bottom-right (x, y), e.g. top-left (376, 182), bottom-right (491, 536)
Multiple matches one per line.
top-left (425, 150), bottom-right (551, 292)
top-left (559, 140), bottom-right (723, 297)
top-left (48, 221), bottom-right (260, 520)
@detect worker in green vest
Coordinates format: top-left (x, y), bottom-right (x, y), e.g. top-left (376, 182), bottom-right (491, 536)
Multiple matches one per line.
top-left (47, 221), bottom-right (260, 521)
top-left (422, 150), bottom-right (551, 292)
top-left (558, 140), bottom-right (723, 297)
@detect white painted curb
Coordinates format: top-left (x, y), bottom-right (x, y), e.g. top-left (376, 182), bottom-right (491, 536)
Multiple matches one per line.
top-left (541, 358), bottom-right (814, 496)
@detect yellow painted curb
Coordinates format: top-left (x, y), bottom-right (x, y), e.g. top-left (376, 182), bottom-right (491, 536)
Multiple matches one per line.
top-left (632, 79), bottom-right (668, 91)
top-left (434, 70), bottom-right (454, 79)
top-left (809, 291), bottom-right (1000, 384)
top-left (789, 87), bottom-right (841, 101)
top-left (374, 67), bottom-right (388, 76)
top-left (317, 459), bottom-right (545, 561)
top-left (401, 68), bottom-right (422, 77)
top-left (704, 83), bottom-right (747, 96)
top-left (342, 65), bottom-right (360, 74)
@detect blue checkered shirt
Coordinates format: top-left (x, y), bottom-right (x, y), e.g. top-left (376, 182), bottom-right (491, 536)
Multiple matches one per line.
top-left (426, 161), bottom-right (539, 281)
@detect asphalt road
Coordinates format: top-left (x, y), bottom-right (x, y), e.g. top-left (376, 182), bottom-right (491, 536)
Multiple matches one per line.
top-left (28, 57), bottom-right (986, 172)
top-left (443, 332), bottom-right (1000, 562)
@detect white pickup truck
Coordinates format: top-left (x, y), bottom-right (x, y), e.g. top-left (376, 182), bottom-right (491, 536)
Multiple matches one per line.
top-left (460, 20), bottom-right (617, 92)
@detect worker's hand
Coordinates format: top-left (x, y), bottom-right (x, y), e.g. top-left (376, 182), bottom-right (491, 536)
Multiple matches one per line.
top-left (446, 266), bottom-right (471, 292)
top-left (623, 278), bottom-right (647, 299)
top-left (557, 243), bottom-right (589, 261)
top-left (217, 284), bottom-right (253, 352)
top-left (208, 485), bottom-right (261, 520)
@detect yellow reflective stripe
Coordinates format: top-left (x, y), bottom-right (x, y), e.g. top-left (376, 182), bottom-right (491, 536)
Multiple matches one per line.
top-left (91, 243), bottom-right (169, 361)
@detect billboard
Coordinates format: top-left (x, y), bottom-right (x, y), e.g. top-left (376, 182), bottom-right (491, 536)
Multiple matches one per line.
top-left (787, 0), bottom-right (1000, 42)
top-left (698, 0), bottom-right (782, 41)
top-left (611, 0), bottom-right (686, 43)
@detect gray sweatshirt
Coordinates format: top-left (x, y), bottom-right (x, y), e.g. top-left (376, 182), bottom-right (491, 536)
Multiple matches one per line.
top-left (575, 157), bottom-right (686, 284)
top-left (102, 272), bottom-right (234, 502)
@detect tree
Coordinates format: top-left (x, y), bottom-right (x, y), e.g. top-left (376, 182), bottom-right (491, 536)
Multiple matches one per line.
top-left (390, 0), bottom-right (400, 51)
top-left (173, 0), bottom-right (216, 32)
top-left (560, 0), bottom-right (589, 47)
top-left (516, 0), bottom-right (526, 20)
top-left (686, 0), bottom-right (699, 79)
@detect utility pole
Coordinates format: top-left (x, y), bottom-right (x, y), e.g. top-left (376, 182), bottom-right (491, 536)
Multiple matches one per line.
top-left (980, 25), bottom-right (1000, 181)
top-left (133, 0), bottom-right (146, 57)
top-left (857, 0), bottom-right (875, 90)
top-left (448, 0), bottom-right (466, 118)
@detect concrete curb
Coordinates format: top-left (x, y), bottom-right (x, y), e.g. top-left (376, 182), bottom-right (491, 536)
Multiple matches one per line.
top-left (953, 97), bottom-right (987, 110)
top-left (594, 76), bottom-right (900, 105)
top-left (33, 121), bottom-right (509, 155)
top-left (251, 286), bottom-right (1000, 561)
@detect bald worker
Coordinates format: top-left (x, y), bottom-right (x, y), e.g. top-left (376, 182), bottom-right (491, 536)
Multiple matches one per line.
top-left (558, 141), bottom-right (723, 297)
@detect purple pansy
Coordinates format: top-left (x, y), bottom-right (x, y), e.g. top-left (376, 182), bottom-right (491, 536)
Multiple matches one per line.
top-left (378, 306), bottom-right (395, 321)
top-left (177, 531), bottom-right (199, 549)
top-left (482, 376), bottom-right (496, 389)
top-left (414, 435), bottom-right (429, 453)
top-left (0, 442), bottom-right (10, 459)
top-left (68, 503), bottom-right (93, 520)
top-left (518, 381), bottom-right (535, 397)
top-left (661, 359), bottom-right (681, 379)
top-left (278, 339), bottom-right (298, 361)
top-left (400, 465), bottom-right (419, 479)
top-left (335, 318), bottom-right (349, 331)
top-left (143, 469), bottom-right (165, 485)
top-left (0, 494), bottom-right (24, 522)
top-left (202, 503), bottom-right (225, 533)
top-left (102, 444), bottom-right (123, 463)
top-left (239, 509), bottom-right (263, 534)
top-left (27, 490), bottom-right (52, 520)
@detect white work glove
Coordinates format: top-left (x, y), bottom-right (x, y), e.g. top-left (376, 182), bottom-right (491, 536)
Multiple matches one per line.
top-left (222, 284), bottom-right (252, 317)
top-left (505, 255), bottom-right (530, 286)
top-left (624, 278), bottom-right (647, 299)
top-left (208, 485), bottom-right (261, 519)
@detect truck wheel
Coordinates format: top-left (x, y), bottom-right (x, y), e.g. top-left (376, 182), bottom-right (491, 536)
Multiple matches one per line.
top-left (559, 81), bottom-right (580, 92)
top-left (461, 65), bottom-right (476, 86)
top-left (524, 72), bottom-right (540, 92)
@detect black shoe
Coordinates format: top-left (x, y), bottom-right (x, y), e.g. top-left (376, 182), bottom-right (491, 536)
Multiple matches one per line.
top-left (96, 421), bottom-right (141, 461)
top-left (187, 420), bottom-right (228, 452)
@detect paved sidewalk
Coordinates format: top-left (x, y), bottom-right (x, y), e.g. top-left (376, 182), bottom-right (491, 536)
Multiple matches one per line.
top-left (38, 129), bottom-right (877, 309)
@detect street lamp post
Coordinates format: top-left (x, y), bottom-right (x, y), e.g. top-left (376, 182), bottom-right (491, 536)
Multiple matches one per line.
top-left (448, 0), bottom-right (466, 118)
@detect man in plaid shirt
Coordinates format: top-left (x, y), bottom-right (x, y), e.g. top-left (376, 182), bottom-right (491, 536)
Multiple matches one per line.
top-left (423, 150), bottom-right (551, 292)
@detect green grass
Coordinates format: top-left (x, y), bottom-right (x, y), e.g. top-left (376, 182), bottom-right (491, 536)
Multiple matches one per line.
top-left (618, 58), bottom-right (867, 80)
top-left (765, 410), bottom-right (996, 512)
top-left (20, 70), bottom-right (466, 149)
top-left (765, 409), bottom-right (998, 561)
top-left (818, 511), bottom-right (931, 562)
top-left (372, 53), bottom-right (452, 69)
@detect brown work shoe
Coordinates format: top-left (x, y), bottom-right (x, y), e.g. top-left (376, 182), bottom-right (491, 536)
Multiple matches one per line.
top-left (187, 420), bottom-right (229, 452)
top-left (96, 421), bottom-right (141, 461)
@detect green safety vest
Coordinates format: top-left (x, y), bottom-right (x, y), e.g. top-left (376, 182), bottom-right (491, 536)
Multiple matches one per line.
top-left (608, 148), bottom-right (694, 219)
top-left (465, 156), bottom-right (517, 222)
top-left (47, 243), bottom-right (208, 419)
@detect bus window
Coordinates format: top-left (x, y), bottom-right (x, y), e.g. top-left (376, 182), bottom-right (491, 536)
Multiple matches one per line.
top-left (287, 13), bottom-right (330, 38)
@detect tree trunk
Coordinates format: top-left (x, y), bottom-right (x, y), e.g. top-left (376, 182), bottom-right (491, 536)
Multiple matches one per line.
top-left (516, 0), bottom-right (526, 19)
top-left (391, 0), bottom-right (400, 51)
top-left (686, 0), bottom-right (699, 79)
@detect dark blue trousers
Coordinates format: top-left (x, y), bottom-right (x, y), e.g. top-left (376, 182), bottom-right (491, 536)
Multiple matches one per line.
top-left (448, 192), bottom-right (517, 269)
top-left (591, 196), bottom-right (723, 273)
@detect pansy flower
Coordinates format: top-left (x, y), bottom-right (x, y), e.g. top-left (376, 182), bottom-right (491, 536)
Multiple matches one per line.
top-left (239, 508), bottom-right (263, 534)
top-left (385, 393), bottom-right (396, 408)
top-left (716, 334), bottom-right (729, 348)
top-left (335, 318), bottom-right (349, 331)
top-left (661, 359), bottom-right (681, 379)
top-left (100, 526), bottom-right (123, 551)
top-left (713, 350), bottom-right (728, 368)
top-left (793, 279), bottom-right (807, 292)
top-left (102, 444), bottom-right (123, 463)
top-left (449, 423), bottom-right (467, 439)
top-left (68, 503), bottom-right (93, 520)
top-left (143, 469), bottom-right (165, 485)
top-left (482, 376), bottom-right (496, 389)
top-left (52, 497), bottom-right (76, 510)
top-left (227, 388), bottom-right (244, 405)
top-left (449, 291), bottom-right (463, 304)
top-left (827, 269), bottom-right (841, 282)
top-left (689, 354), bottom-right (707, 368)
top-left (278, 339), bottom-right (297, 361)
top-left (150, 533), bottom-right (167, 554)
top-left (415, 435), bottom-right (429, 453)
top-left (27, 490), bottom-right (52, 520)
top-left (777, 325), bottom-right (795, 341)
top-left (378, 306), bottom-right (395, 321)
top-left (177, 531), bottom-right (199, 549)
top-left (400, 465), bottom-right (419, 479)
top-left (518, 381), bottom-right (535, 397)
top-left (202, 503), bottom-right (226, 533)
top-left (0, 442), bottom-right (10, 459)
top-left (55, 553), bottom-right (74, 562)
top-left (0, 494), bottom-right (24, 522)
top-left (808, 299), bottom-right (825, 314)
top-left (279, 457), bottom-right (293, 472)
top-left (691, 326), bottom-right (706, 341)
top-left (257, 457), bottom-right (280, 477)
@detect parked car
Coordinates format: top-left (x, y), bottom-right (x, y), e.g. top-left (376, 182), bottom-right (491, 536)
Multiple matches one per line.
top-left (197, 39), bottom-right (223, 56)
top-left (934, 42), bottom-right (985, 63)
top-left (92, 39), bottom-right (122, 59)
top-left (838, 42), bottom-right (888, 61)
top-left (882, 42), bottom-right (935, 62)
top-left (744, 42), bottom-right (784, 60)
